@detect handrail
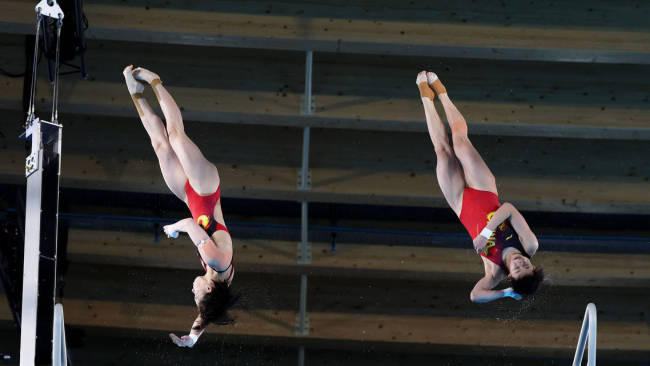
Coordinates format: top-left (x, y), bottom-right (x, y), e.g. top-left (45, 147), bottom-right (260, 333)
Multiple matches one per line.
top-left (52, 303), bottom-right (68, 366)
top-left (572, 303), bottom-right (597, 366)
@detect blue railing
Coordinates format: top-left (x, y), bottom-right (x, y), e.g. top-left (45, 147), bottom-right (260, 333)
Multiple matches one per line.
top-left (52, 304), bottom-right (68, 366)
top-left (572, 303), bottom-right (597, 366)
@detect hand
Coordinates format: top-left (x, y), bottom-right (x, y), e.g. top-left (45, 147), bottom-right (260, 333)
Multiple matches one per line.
top-left (473, 235), bottom-right (488, 254)
top-left (163, 224), bottom-right (179, 239)
top-left (502, 287), bottom-right (522, 300)
top-left (169, 333), bottom-right (196, 347)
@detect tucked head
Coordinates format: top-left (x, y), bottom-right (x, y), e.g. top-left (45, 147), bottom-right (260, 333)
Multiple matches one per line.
top-left (192, 275), bottom-right (214, 304)
top-left (192, 275), bottom-right (238, 327)
top-left (507, 256), bottom-right (544, 296)
top-left (508, 253), bottom-right (534, 280)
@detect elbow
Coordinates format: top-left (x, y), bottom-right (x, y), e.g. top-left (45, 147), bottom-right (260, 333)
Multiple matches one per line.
top-left (503, 202), bottom-right (518, 215)
top-left (527, 238), bottom-right (539, 256)
top-left (470, 288), bottom-right (491, 303)
top-left (469, 291), bottom-right (478, 303)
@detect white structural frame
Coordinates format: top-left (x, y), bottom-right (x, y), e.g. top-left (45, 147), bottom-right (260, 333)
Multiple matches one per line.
top-left (20, 119), bottom-right (45, 366)
top-left (572, 303), bottom-right (597, 366)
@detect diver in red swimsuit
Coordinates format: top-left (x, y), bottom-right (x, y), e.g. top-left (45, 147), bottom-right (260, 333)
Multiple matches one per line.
top-left (416, 71), bottom-right (544, 303)
top-left (123, 65), bottom-right (236, 347)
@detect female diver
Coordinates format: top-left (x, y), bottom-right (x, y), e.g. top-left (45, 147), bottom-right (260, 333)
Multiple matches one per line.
top-left (123, 65), bottom-right (237, 347)
top-left (416, 71), bottom-right (544, 303)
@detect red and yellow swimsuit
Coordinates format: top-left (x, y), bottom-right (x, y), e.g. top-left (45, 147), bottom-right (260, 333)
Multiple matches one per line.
top-left (185, 181), bottom-right (234, 282)
top-left (458, 187), bottom-right (528, 274)
top-left (185, 181), bottom-right (229, 236)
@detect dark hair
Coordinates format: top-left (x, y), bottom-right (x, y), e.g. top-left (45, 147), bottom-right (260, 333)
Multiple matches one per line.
top-left (193, 280), bottom-right (239, 329)
top-left (511, 267), bottom-right (544, 296)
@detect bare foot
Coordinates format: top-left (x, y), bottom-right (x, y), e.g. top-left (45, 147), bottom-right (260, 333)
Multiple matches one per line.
top-left (133, 67), bottom-right (160, 84)
top-left (416, 70), bottom-right (428, 85)
top-left (123, 65), bottom-right (144, 95)
top-left (416, 70), bottom-right (434, 100)
top-left (426, 71), bottom-right (447, 96)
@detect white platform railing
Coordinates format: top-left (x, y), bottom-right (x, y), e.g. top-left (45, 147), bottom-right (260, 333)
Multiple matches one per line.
top-left (572, 303), bottom-right (597, 366)
top-left (52, 303), bottom-right (68, 366)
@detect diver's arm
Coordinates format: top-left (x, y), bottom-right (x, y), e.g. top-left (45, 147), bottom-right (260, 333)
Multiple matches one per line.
top-left (470, 260), bottom-right (521, 303)
top-left (470, 275), bottom-right (504, 302)
top-left (470, 275), bottom-right (522, 302)
top-left (483, 203), bottom-right (512, 232)
top-left (472, 203), bottom-right (513, 254)
top-left (169, 315), bottom-right (205, 347)
top-left (482, 203), bottom-right (539, 256)
top-left (505, 204), bottom-right (539, 256)
top-left (164, 218), bottom-right (210, 247)
top-left (163, 218), bottom-right (232, 270)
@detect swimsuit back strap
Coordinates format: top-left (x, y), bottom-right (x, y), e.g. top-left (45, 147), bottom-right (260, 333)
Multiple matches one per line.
top-left (216, 256), bottom-right (233, 274)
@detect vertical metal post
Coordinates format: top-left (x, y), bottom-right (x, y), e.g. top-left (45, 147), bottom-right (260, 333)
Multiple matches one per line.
top-left (295, 52), bottom-right (313, 366)
top-left (295, 275), bottom-right (309, 362)
top-left (303, 51), bottom-right (313, 115)
top-left (295, 274), bottom-right (309, 334)
top-left (298, 346), bottom-right (305, 366)
top-left (297, 51), bottom-right (313, 264)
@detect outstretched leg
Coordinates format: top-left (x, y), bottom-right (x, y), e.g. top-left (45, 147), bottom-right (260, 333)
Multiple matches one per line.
top-left (417, 71), bottom-right (465, 216)
top-left (133, 67), bottom-right (220, 195)
top-left (123, 65), bottom-right (187, 201)
top-left (429, 73), bottom-right (498, 195)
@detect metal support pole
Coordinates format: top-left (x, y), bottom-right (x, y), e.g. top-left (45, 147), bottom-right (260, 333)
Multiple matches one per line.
top-left (297, 50), bottom-right (313, 264)
top-left (295, 52), bottom-right (313, 363)
top-left (295, 274), bottom-right (309, 335)
top-left (298, 346), bottom-right (305, 366)
top-left (300, 127), bottom-right (310, 191)
top-left (303, 51), bottom-right (312, 114)
top-left (300, 50), bottom-right (314, 116)
top-left (297, 200), bottom-right (311, 264)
